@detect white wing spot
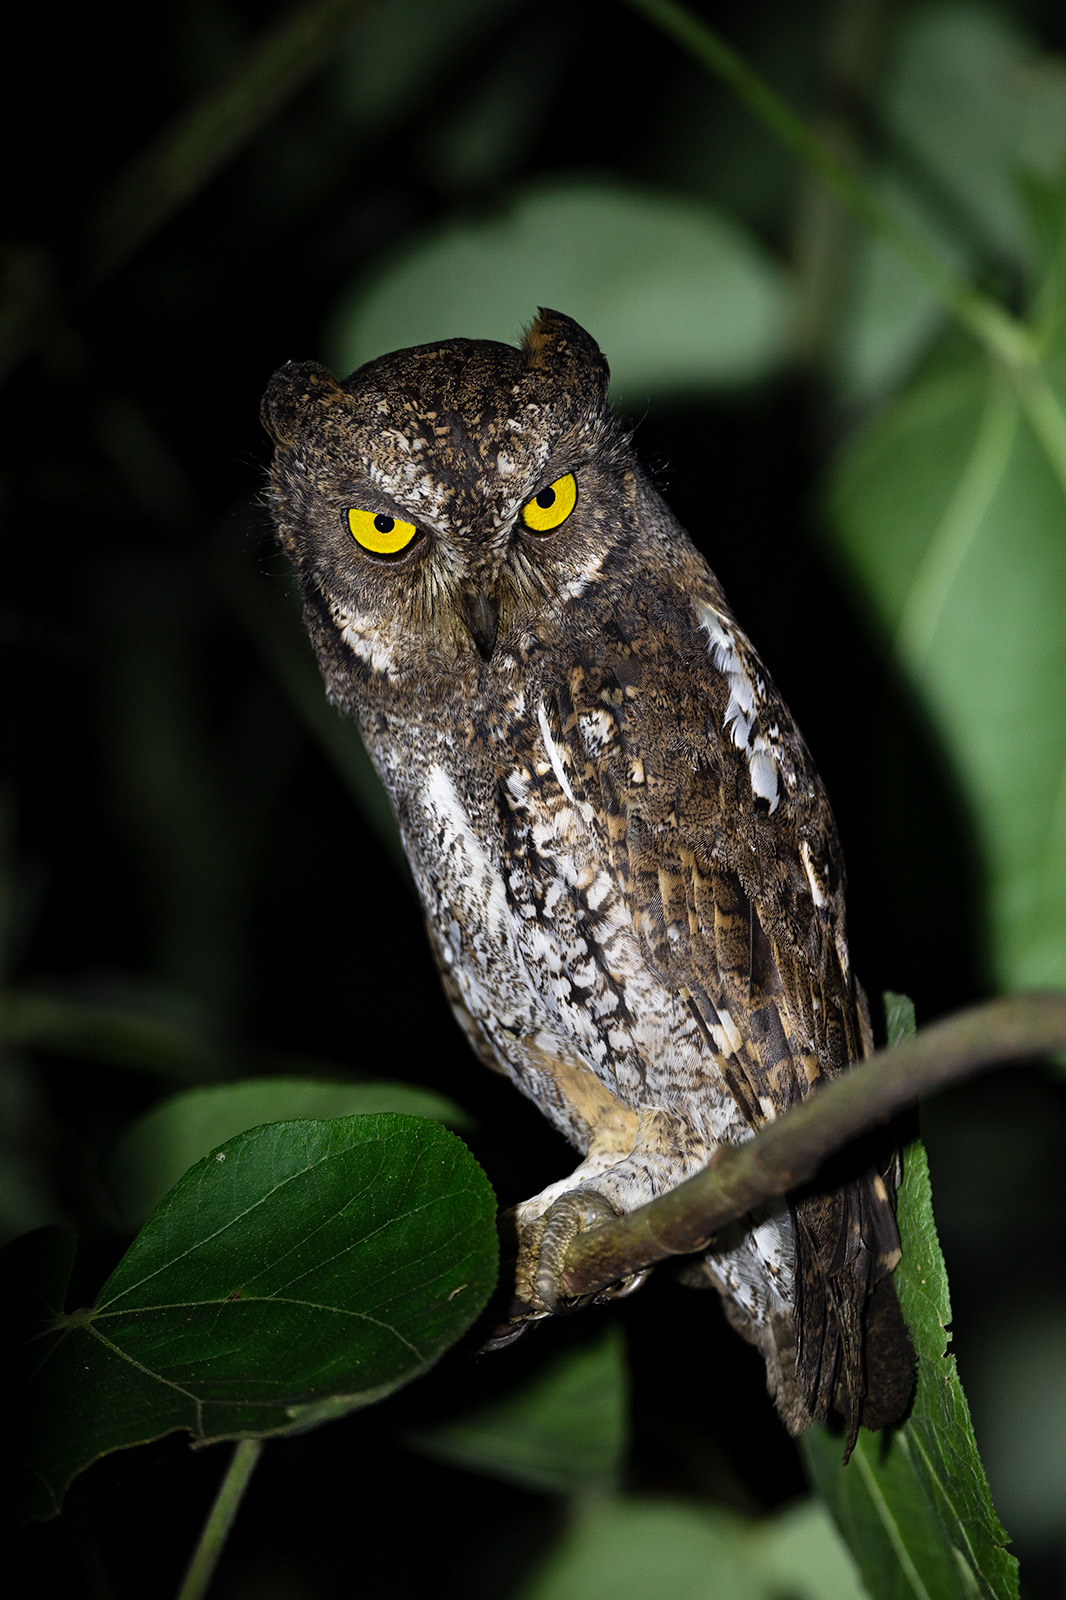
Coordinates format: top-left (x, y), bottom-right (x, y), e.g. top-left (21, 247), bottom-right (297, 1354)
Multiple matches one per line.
top-left (716, 1008), bottom-right (744, 1055)
top-left (709, 1022), bottom-right (735, 1057)
top-left (695, 600), bottom-right (780, 813)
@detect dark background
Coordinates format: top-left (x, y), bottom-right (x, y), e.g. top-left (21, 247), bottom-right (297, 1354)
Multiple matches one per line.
top-left (4, 1), bottom-right (1066, 1595)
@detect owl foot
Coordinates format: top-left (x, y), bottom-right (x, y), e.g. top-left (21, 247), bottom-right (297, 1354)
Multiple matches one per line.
top-left (483, 1188), bottom-right (651, 1350)
top-left (531, 1188), bottom-right (623, 1310)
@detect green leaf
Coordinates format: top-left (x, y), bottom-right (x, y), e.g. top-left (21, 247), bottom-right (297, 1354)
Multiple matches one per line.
top-left (409, 1326), bottom-right (628, 1495)
top-left (0, 980), bottom-right (233, 1080)
top-left (802, 997), bottom-right (1018, 1600)
top-left (518, 1496), bottom-right (866, 1600)
top-left (884, 991), bottom-right (918, 1050)
top-left (108, 1076), bottom-right (470, 1228)
top-left (324, 177), bottom-right (793, 404)
top-left (16, 1113), bottom-right (497, 1527)
top-left (833, 170), bottom-right (969, 405)
top-left (826, 354), bottom-right (1066, 990)
top-left (880, 6), bottom-right (1066, 270)
top-left (835, 6), bottom-right (1066, 404)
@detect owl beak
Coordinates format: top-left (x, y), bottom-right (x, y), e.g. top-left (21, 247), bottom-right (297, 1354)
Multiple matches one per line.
top-left (459, 583), bottom-right (499, 661)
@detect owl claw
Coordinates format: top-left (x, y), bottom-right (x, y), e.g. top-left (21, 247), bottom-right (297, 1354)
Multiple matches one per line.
top-left (483, 1187), bottom-right (640, 1348)
top-left (533, 1188), bottom-right (621, 1309)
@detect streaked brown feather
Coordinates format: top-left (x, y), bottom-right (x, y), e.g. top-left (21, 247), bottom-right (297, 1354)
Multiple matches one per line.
top-left (550, 577), bottom-right (910, 1447)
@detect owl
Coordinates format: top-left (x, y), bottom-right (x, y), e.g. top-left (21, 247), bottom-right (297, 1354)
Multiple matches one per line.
top-left (261, 309), bottom-right (912, 1448)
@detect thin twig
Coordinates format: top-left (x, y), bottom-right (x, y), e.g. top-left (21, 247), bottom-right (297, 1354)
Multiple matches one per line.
top-left (620, 0), bottom-right (1029, 366)
top-left (620, 0), bottom-right (1066, 587)
top-left (88, 0), bottom-right (372, 285)
top-left (557, 993), bottom-right (1066, 1298)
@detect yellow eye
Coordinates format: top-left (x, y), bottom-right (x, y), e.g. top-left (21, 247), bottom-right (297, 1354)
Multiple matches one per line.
top-left (521, 472), bottom-right (577, 533)
top-left (347, 506), bottom-right (419, 555)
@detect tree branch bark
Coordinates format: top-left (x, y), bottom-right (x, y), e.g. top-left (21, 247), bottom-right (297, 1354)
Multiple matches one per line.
top-left (557, 992), bottom-right (1066, 1299)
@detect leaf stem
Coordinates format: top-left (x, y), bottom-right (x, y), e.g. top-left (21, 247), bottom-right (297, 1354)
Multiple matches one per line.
top-left (619, 0), bottom-right (1034, 371)
top-left (1015, 366), bottom-right (1066, 501)
top-left (88, 0), bottom-right (371, 285)
top-left (175, 1439), bottom-right (264, 1600)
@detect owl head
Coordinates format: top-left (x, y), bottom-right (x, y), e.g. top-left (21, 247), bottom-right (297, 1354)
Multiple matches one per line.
top-left (261, 310), bottom-right (653, 706)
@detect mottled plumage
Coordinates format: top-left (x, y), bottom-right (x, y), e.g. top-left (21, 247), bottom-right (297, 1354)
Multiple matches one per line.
top-left (261, 310), bottom-right (912, 1446)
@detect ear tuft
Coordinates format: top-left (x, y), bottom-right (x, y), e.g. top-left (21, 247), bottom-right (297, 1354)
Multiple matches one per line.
top-left (520, 311), bottom-right (554, 370)
top-left (260, 360), bottom-right (346, 446)
top-left (520, 309), bottom-right (611, 395)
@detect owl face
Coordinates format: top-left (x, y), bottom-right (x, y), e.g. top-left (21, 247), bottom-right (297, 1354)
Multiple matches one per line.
top-left (261, 311), bottom-right (650, 702)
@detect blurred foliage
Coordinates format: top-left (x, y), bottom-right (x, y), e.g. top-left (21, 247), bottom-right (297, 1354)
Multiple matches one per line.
top-left (328, 176), bottom-right (794, 398)
top-left (107, 1073), bottom-right (470, 1225)
top-left (804, 1000), bottom-right (1014, 1600)
top-left (408, 1326), bottom-right (630, 1495)
top-left (4, 0), bottom-right (1066, 1596)
top-left (518, 1497), bottom-right (868, 1600)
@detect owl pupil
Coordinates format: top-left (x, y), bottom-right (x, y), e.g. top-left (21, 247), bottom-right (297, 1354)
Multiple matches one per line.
top-left (535, 488), bottom-right (556, 509)
top-left (374, 514), bottom-right (395, 534)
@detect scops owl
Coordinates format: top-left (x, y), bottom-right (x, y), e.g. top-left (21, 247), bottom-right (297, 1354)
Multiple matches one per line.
top-left (261, 309), bottom-right (913, 1448)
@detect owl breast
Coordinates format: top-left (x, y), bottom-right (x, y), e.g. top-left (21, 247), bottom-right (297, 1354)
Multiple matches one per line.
top-left (365, 685), bottom-right (798, 1341)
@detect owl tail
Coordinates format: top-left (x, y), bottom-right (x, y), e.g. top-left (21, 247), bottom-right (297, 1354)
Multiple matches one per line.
top-left (793, 1167), bottom-right (914, 1457)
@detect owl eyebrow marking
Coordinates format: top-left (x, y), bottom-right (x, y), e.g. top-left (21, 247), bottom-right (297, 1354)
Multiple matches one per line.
top-left (536, 701), bottom-right (594, 823)
top-left (693, 600), bottom-right (781, 814)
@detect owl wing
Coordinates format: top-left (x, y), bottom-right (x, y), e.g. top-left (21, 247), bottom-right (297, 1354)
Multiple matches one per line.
top-left (544, 578), bottom-right (909, 1439)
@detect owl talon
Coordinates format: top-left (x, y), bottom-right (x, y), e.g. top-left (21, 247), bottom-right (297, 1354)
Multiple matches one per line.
top-left (485, 1188), bottom-right (641, 1347)
top-left (533, 1188), bottom-right (623, 1310)
top-left (479, 1311), bottom-right (543, 1352)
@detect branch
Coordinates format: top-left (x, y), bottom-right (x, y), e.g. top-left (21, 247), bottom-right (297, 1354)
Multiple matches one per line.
top-left (557, 992), bottom-right (1066, 1299)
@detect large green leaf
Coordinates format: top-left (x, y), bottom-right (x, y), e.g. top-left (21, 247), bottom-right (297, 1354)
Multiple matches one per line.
top-left (325, 177), bottom-right (793, 403)
top-left (826, 353), bottom-right (1066, 990)
top-left (804, 1142), bottom-right (1017, 1600)
top-left (519, 1497), bottom-right (866, 1600)
top-left (108, 1075), bottom-right (469, 1227)
top-left (409, 1326), bottom-right (628, 1495)
top-left (16, 1113), bottom-right (497, 1526)
top-left (832, 169), bottom-right (969, 406)
top-left (880, 5), bottom-right (1066, 270)
top-left (802, 997), bottom-right (1018, 1600)
top-left (0, 979), bottom-right (233, 1080)
top-left (832, 5), bottom-right (1066, 403)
